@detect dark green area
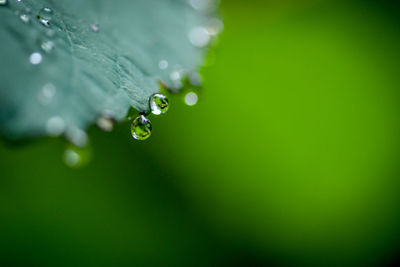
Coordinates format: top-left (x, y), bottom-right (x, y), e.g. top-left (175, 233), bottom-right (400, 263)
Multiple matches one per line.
top-left (2, 0), bottom-right (400, 266)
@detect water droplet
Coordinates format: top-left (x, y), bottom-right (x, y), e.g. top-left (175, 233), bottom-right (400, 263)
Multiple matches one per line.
top-left (29, 52), bottom-right (42, 65)
top-left (0, 0), bottom-right (7, 6)
top-left (188, 0), bottom-right (218, 12)
top-left (189, 72), bottom-right (202, 87)
top-left (96, 116), bottom-right (114, 132)
top-left (65, 127), bottom-right (88, 147)
top-left (63, 144), bottom-right (91, 168)
top-left (159, 60), bottom-right (169, 70)
top-left (169, 69), bottom-right (186, 89)
top-left (206, 18), bottom-right (224, 36)
top-left (188, 26), bottom-right (211, 47)
top-left (184, 92), bottom-right (198, 106)
top-left (90, 23), bottom-right (99, 32)
top-left (38, 83), bottom-right (56, 104)
top-left (19, 13), bottom-right (30, 24)
top-left (46, 116), bottom-right (65, 136)
top-left (41, 40), bottom-right (54, 53)
top-left (170, 70), bottom-right (183, 81)
top-left (131, 114), bottom-right (152, 141)
top-left (150, 93), bottom-right (169, 115)
top-left (38, 7), bottom-right (53, 26)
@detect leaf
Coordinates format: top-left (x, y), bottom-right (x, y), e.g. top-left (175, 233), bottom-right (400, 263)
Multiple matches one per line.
top-left (0, 0), bottom-right (218, 143)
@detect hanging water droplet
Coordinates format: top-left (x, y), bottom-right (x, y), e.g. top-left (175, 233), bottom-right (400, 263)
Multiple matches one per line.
top-left (37, 7), bottom-right (53, 26)
top-left (46, 116), bottom-right (65, 136)
top-left (184, 92), bottom-right (198, 106)
top-left (29, 52), bottom-right (42, 65)
top-left (189, 72), bottom-right (202, 87)
top-left (169, 69), bottom-right (186, 89)
top-left (19, 13), bottom-right (30, 24)
top-left (158, 60), bottom-right (169, 70)
top-left (188, 26), bottom-right (211, 48)
top-left (40, 40), bottom-right (54, 53)
top-left (131, 114), bottom-right (152, 141)
top-left (90, 23), bottom-right (99, 32)
top-left (65, 127), bottom-right (88, 147)
top-left (63, 144), bottom-right (92, 168)
top-left (170, 70), bottom-right (182, 81)
top-left (150, 93), bottom-right (169, 115)
top-left (96, 116), bottom-right (114, 132)
top-left (206, 18), bottom-right (224, 36)
top-left (0, 0), bottom-right (7, 6)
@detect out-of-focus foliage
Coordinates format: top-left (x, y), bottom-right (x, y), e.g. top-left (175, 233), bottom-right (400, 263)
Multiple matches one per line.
top-left (2, 0), bottom-right (400, 266)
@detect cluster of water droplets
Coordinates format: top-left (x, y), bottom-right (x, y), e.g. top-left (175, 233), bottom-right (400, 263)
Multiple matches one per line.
top-left (1, 0), bottom-right (222, 167)
top-left (130, 93), bottom-right (169, 141)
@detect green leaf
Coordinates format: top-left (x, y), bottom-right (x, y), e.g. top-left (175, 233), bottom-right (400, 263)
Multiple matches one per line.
top-left (0, 0), bottom-right (218, 142)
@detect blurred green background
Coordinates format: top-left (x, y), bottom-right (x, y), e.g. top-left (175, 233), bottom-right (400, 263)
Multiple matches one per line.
top-left (2, 0), bottom-right (400, 266)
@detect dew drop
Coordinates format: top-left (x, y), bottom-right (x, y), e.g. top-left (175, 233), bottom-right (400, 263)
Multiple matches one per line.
top-left (63, 144), bottom-right (91, 168)
top-left (206, 18), bottom-right (224, 36)
top-left (41, 40), bottom-right (54, 53)
top-left (131, 114), bottom-right (152, 141)
top-left (158, 60), bottom-right (169, 70)
top-left (90, 23), bottom-right (99, 32)
top-left (189, 72), bottom-right (202, 87)
top-left (170, 70), bottom-right (183, 81)
top-left (0, 0), bottom-right (7, 6)
top-left (188, 26), bottom-right (211, 48)
top-left (169, 69), bottom-right (186, 89)
top-left (37, 83), bottom-right (56, 104)
top-left (96, 116), bottom-right (114, 132)
top-left (29, 52), bottom-right (42, 65)
top-left (65, 127), bottom-right (88, 147)
top-left (150, 93), bottom-right (169, 115)
top-left (46, 116), bottom-right (65, 136)
top-left (185, 92), bottom-right (198, 106)
top-left (37, 7), bottom-right (53, 26)
top-left (188, 0), bottom-right (218, 12)
top-left (19, 13), bottom-right (30, 24)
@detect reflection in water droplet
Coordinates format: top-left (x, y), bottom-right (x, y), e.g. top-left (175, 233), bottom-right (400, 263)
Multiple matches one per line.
top-left (38, 7), bottom-right (53, 26)
top-left (150, 93), bottom-right (169, 115)
top-left (185, 92), bottom-right (198, 106)
top-left (131, 114), bottom-right (152, 141)
top-left (159, 60), bottom-right (169, 70)
top-left (63, 144), bottom-right (91, 168)
top-left (90, 23), bottom-right (99, 32)
top-left (41, 40), bottom-right (54, 53)
top-left (46, 116), bottom-right (65, 136)
top-left (29, 52), bottom-right (42, 65)
top-left (188, 26), bottom-right (211, 47)
top-left (0, 0), bottom-right (7, 6)
top-left (38, 83), bottom-right (56, 105)
top-left (96, 116), bottom-right (114, 132)
top-left (19, 14), bottom-right (30, 24)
